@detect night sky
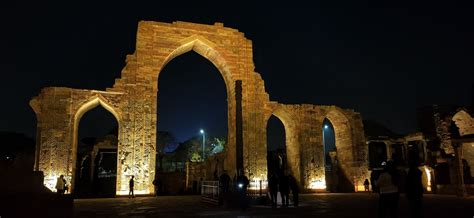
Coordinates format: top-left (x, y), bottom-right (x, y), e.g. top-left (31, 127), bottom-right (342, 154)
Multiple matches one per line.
top-left (3, 2), bottom-right (473, 143)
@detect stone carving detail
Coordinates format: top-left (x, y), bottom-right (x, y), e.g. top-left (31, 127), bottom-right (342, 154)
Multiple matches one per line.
top-left (434, 111), bottom-right (454, 155)
top-left (452, 110), bottom-right (474, 136)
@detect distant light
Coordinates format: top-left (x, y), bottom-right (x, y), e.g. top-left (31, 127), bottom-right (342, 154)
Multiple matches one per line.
top-left (324, 125), bottom-right (329, 129)
top-left (200, 129), bottom-right (204, 134)
top-left (6, 156), bottom-right (10, 160)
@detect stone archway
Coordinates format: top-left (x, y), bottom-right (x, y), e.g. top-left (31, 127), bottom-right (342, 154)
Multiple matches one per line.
top-left (70, 96), bottom-right (122, 194)
top-left (322, 108), bottom-right (356, 191)
top-left (30, 21), bottom-right (367, 195)
top-left (31, 21), bottom-right (271, 195)
top-left (270, 104), bottom-right (300, 184)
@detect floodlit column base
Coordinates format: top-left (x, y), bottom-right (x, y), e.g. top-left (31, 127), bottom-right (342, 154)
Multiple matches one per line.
top-left (116, 190), bottom-right (151, 196)
top-left (308, 178), bottom-right (327, 190)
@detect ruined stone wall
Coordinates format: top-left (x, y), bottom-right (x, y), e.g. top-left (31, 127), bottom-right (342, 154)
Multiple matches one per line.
top-left (30, 21), bottom-right (367, 195)
top-left (262, 103), bottom-right (368, 191)
top-left (452, 110), bottom-right (474, 137)
top-left (31, 21), bottom-right (271, 195)
top-left (30, 87), bottom-right (123, 192)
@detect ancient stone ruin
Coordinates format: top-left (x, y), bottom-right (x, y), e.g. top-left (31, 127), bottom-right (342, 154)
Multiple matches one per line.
top-left (30, 21), bottom-right (368, 195)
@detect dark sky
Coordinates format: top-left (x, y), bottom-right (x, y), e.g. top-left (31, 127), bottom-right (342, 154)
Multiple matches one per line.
top-left (3, 2), bottom-right (474, 142)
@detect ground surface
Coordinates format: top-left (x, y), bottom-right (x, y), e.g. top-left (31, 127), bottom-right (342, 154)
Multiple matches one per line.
top-left (74, 193), bottom-right (474, 218)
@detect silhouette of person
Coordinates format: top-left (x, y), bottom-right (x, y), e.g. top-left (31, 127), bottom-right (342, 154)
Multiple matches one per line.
top-left (55, 175), bottom-right (65, 195)
top-left (218, 170), bottom-right (231, 206)
top-left (236, 170), bottom-right (249, 210)
top-left (219, 170), bottom-right (231, 194)
top-left (364, 179), bottom-right (370, 192)
top-left (376, 161), bottom-right (400, 218)
top-left (406, 162), bottom-right (423, 218)
top-left (129, 175), bottom-right (135, 198)
top-left (152, 176), bottom-right (160, 196)
top-left (288, 174), bottom-right (299, 207)
top-left (268, 173), bottom-right (279, 208)
top-left (279, 173), bottom-right (290, 207)
top-left (63, 177), bottom-right (68, 194)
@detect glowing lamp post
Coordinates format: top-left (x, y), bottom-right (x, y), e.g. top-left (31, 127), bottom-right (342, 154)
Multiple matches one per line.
top-left (200, 129), bottom-right (206, 161)
top-left (323, 124), bottom-right (328, 165)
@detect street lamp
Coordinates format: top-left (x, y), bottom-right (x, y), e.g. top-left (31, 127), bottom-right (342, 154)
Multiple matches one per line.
top-left (200, 129), bottom-right (206, 161)
top-left (323, 124), bottom-right (328, 171)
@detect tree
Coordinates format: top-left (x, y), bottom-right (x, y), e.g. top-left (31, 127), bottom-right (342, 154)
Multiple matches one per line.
top-left (156, 131), bottom-right (176, 172)
top-left (209, 137), bottom-right (225, 155)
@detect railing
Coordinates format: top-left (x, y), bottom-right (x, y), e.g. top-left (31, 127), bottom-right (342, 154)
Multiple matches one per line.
top-left (201, 179), bottom-right (269, 205)
top-left (201, 181), bottom-right (219, 204)
top-left (248, 179), bottom-right (268, 197)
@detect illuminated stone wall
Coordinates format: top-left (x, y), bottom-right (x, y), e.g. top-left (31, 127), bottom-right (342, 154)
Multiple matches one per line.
top-left (30, 21), bottom-right (271, 195)
top-left (30, 20), bottom-right (367, 195)
top-left (30, 88), bottom-right (124, 193)
top-left (262, 103), bottom-right (368, 191)
top-left (452, 110), bottom-right (474, 178)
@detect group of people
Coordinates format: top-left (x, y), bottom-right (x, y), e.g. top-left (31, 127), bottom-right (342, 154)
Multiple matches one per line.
top-left (268, 173), bottom-right (299, 208)
top-left (375, 160), bottom-right (424, 218)
top-left (58, 161), bottom-right (424, 218)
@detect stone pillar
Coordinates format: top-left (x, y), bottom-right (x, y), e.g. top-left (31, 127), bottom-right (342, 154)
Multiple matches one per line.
top-left (235, 80), bottom-right (243, 175)
top-left (385, 141), bottom-right (392, 160)
top-left (453, 142), bottom-right (467, 197)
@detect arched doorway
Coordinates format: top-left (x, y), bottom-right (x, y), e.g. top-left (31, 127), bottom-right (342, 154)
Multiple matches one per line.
top-left (72, 98), bottom-right (120, 197)
top-left (155, 50), bottom-right (228, 191)
top-left (322, 118), bottom-right (336, 191)
top-left (266, 115), bottom-right (287, 178)
top-left (324, 108), bottom-right (355, 192)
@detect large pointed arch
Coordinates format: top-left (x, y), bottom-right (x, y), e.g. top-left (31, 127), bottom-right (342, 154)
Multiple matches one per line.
top-left (323, 106), bottom-right (355, 191)
top-left (159, 36), bottom-right (235, 96)
top-left (70, 95), bottom-right (122, 194)
top-left (270, 104), bottom-right (301, 185)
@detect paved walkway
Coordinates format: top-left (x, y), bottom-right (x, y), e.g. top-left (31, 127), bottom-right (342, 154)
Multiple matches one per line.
top-left (74, 193), bottom-right (474, 217)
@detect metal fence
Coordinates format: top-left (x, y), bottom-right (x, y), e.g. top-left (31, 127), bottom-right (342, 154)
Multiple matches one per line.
top-left (201, 180), bottom-right (267, 201)
top-left (201, 181), bottom-right (220, 201)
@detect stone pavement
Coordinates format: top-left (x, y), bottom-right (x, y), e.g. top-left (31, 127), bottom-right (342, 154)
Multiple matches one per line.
top-left (73, 193), bottom-right (474, 218)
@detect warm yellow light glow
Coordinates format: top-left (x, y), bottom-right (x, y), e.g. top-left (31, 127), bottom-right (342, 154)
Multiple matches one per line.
top-left (309, 179), bottom-right (326, 190)
top-left (43, 173), bottom-right (71, 192)
top-left (116, 189), bottom-right (150, 196)
top-left (355, 185), bottom-right (365, 192)
top-left (44, 175), bottom-right (58, 192)
top-left (353, 177), bottom-right (366, 192)
top-left (248, 178), bottom-right (268, 190)
top-left (424, 166), bottom-right (432, 192)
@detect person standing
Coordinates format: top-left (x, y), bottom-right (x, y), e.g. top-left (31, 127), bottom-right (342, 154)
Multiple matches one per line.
top-left (364, 179), bottom-right (370, 192)
top-left (279, 173), bottom-right (290, 208)
top-left (152, 176), bottom-right (159, 197)
top-left (406, 162), bottom-right (423, 218)
top-left (129, 175), bottom-right (135, 198)
top-left (268, 173), bottom-right (279, 208)
top-left (288, 174), bottom-right (299, 207)
top-left (55, 175), bottom-right (65, 195)
top-left (218, 170), bottom-right (231, 206)
top-left (376, 161), bottom-right (400, 218)
top-left (63, 176), bottom-right (68, 194)
top-left (236, 170), bottom-right (249, 210)
top-left (219, 170), bottom-right (231, 194)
